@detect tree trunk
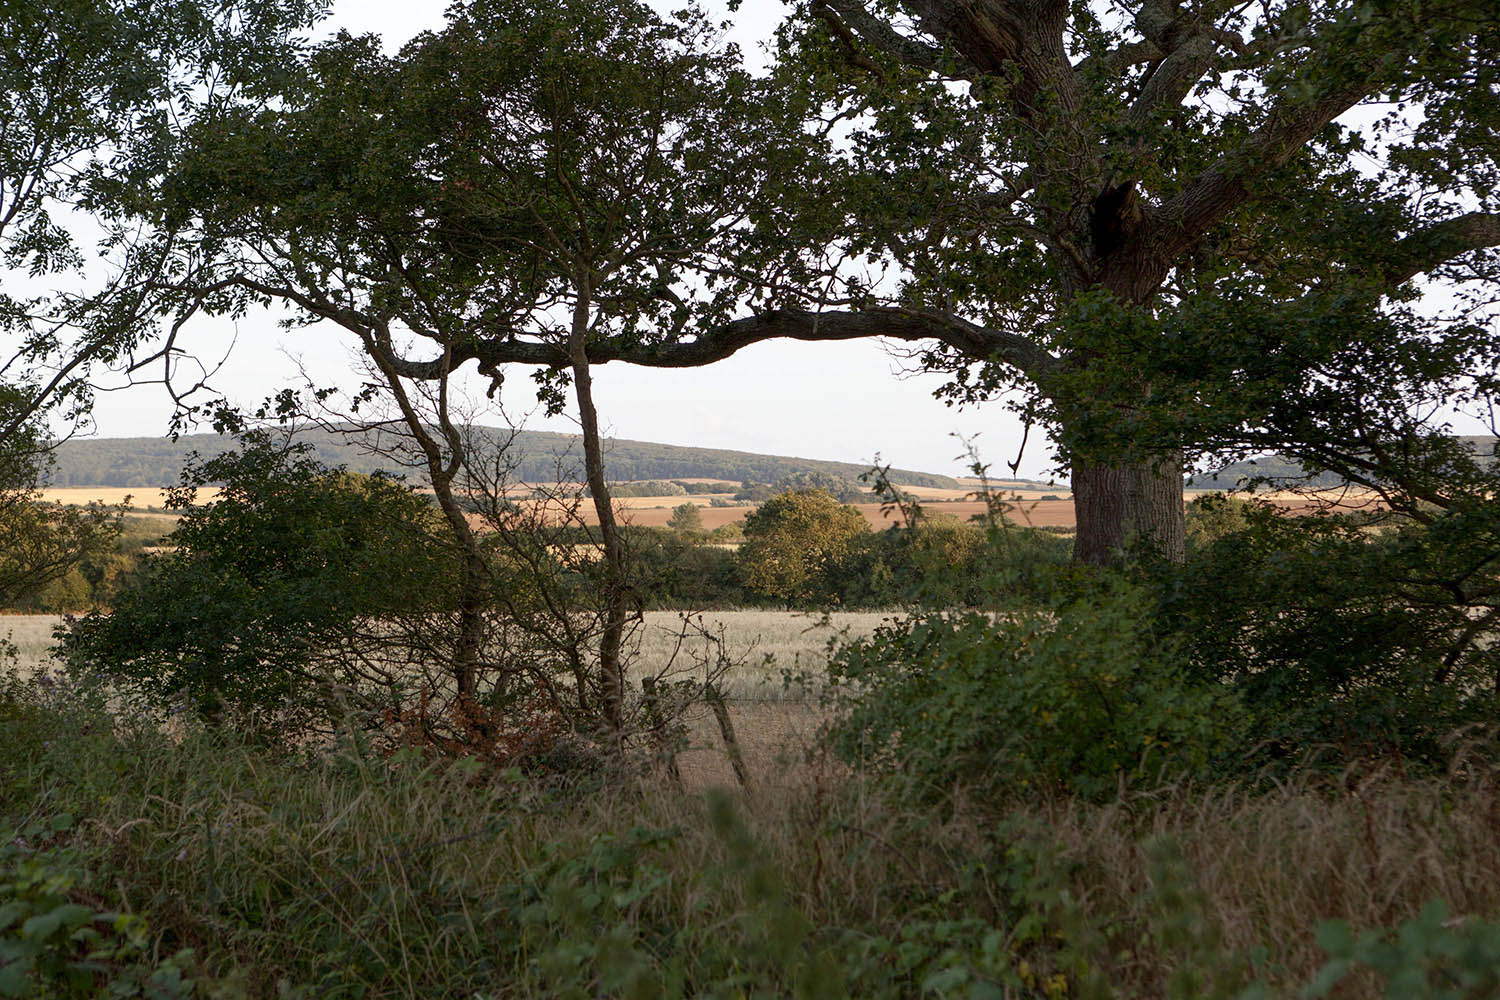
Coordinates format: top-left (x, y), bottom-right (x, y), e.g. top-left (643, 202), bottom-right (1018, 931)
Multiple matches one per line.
top-left (1071, 453), bottom-right (1185, 565)
top-left (569, 291), bottom-right (628, 742)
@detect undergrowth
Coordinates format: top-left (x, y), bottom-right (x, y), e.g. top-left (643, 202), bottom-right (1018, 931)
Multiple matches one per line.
top-left (2, 674), bottom-right (1499, 998)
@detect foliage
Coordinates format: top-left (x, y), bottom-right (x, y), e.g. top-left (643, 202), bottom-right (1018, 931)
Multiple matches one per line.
top-left (1155, 500), bottom-right (1500, 771)
top-left (0, 494), bottom-right (120, 612)
top-left (771, 470), bottom-right (868, 503)
top-left (828, 577), bottom-right (1239, 801)
top-left (59, 431), bottom-right (453, 729)
top-left (740, 488), bottom-right (871, 604)
top-left (0, 839), bottom-right (196, 998)
top-left (1308, 901), bottom-right (1500, 1000)
top-left (0, 410), bottom-right (122, 612)
top-left (0, 0), bottom-right (324, 454)
top-left (1183, 493), bottom-right (1257, 552)
top-left (5, 669), bottom-right (1500, 998)
top-left (666, 502), bottom-right (702, 535)
top-left (608, 480), bottom-right (686, 497)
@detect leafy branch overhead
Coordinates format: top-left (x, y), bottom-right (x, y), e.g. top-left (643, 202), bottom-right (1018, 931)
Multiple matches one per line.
top-left (141, 0), bottom-right (1500, 565)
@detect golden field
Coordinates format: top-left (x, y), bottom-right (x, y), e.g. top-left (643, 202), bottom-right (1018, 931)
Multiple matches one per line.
top-left (0, 609), bottom-right (880, 788)
top-left (29, 482), bottom-right (1384, 536)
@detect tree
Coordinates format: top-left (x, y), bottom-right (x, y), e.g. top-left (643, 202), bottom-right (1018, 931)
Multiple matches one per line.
top-left (325, 0), bottom-right (1498, 566)
top-left (740, 488), bottom-right (870, 604)
top-left (0, 0), bottom-right (322, 446)
top-left (0, 435), bottom-right (120, 609)
top-left (667, 502), bottom-right (704, 535)
top-left (151, 0), bottom-right (802, 736)
top-left (0, 1), bottom-right (320, 622)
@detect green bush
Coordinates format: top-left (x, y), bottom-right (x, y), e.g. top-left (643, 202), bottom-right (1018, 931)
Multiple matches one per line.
top-left (59, 432), bottom-right (454, 728)
top-left (0, 839), bottom-right (196, 998)
top-left (828, 577), bottom-right (1240, 801)
top-left (1155, 500), bottom-right (1500, 771)
top-left (1307, 901), bottom-right (1500, 999)
top-left (628, 529), bottom-right (744, 608)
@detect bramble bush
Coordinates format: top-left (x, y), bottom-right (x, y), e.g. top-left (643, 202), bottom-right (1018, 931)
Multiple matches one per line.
top-left (1155, 498), bottom-right (1500, 772)
top-left (827, 577), bottom-right (1241, 802)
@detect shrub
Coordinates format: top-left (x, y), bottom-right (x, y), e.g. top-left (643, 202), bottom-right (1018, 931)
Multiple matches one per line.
top-left (740, 489), bottom-right (869, 606)
top-left (828, 577), bottom-right (1240, 801)
top-left (59, 432), bottom-right (454, 731)
top-left (1155, 499), bottom-right (1500, 772)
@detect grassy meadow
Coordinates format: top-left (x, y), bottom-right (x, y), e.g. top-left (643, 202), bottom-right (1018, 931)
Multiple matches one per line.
top-left (5, 678), bottom-right (1498, 998)
top-left (3, 484), bottom-right (1490, 998)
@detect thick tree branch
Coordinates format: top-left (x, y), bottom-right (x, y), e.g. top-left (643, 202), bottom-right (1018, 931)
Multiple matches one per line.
top-left (1071, 39), bottom-right (1161, 80)
top-left (1126, 33), bottom-right (1216, 128)
top-left (811, 0), bottom-right (946, 75)
top-left (1384, 212), bottom-right (1500, 288)
top-left (393, 307), bottom-right (1060, 384)
top-left (1154, 76), bottom-right (1374, 257)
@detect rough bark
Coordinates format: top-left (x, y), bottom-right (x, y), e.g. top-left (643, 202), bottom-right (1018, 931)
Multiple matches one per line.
top-left (1071, 454), bottom-right (1185, 565)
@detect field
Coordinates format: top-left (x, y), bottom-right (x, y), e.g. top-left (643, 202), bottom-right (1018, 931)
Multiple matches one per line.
top-left (33, 481), bottom-right (1389, 539)
top-left (1, 614), bottom-right (66, 678)
top-left (0, 610), bottom-right (883, 789)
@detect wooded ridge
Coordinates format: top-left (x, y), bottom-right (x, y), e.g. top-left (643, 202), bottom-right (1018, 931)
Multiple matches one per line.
top-left (45, 427), bottom-right (961, 490)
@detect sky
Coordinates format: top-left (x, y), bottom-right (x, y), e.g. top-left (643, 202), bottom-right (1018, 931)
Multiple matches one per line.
top-left (64, 0), bottom-right (1493, 481)
top-left (74, 0), bottom-right (1045, 482)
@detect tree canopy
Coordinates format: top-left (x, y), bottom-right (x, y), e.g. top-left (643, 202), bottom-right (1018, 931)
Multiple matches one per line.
top-left (96, 0), bottom-right (1500, 568)
top-left (741, 487), bottom-right (870, 603)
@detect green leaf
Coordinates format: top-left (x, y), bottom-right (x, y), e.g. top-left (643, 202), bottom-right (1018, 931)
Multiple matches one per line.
top-left (0, 962), bottom-right (31, 999)
top-left (19, 903), bottom-right (93, 941)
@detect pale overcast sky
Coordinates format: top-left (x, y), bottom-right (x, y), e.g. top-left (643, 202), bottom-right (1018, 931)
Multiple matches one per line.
top-left (75, 1), bottom-right (1491, 480)
top-left (78, 0), bottom-right (1046, 481)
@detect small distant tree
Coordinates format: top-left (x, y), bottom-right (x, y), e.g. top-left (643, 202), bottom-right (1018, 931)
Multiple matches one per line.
top-left (667, 502), bottom-right (703, 536)
top-left (741, 488), bottom-right (869, 605)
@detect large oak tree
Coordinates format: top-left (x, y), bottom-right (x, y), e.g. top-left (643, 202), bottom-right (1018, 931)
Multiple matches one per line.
top-left (416, 0), bottom-right (1500, 563)
top-left (154, 0), bottom-right (1500, 567)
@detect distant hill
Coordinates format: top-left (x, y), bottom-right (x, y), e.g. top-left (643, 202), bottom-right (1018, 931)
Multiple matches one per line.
top-left (47, 427), bottom-right (961, 490)
top-left (1192, 436), bottom-right (1499, 489)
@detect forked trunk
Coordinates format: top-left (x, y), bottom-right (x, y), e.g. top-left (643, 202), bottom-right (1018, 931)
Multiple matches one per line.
top-left (1071, 454), bottom-right (1185, 565)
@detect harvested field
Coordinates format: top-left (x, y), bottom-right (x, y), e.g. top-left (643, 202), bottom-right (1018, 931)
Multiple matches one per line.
top-left (0, 609), bottom-right (876, 789)
top-left (574, 496), bottom-right (1079, 529)
top-left (0, 614), bottom-right (66, 679)
top-left (34, 486), bottom-right (220, 510)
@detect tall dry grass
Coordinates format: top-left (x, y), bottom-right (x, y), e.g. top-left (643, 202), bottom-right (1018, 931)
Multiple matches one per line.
top-left (4, 669), bottom-right (1499, 997)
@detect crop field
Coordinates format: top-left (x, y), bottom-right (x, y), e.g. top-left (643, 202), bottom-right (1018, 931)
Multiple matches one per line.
top-left (632, 609), bottom-right (888, 699)
top-left (1, 609), bottom-right (885, 692)
top-left (0, 610), bottom-right (885, 787)
top-left (614, 496), bottom-right (1079, 529)
top-left (34, 486), bottom-right (221, 510)
top-left (59, 481), bottom-right (1396, 535)
top-left (0, 614), bottom-right (67, 679)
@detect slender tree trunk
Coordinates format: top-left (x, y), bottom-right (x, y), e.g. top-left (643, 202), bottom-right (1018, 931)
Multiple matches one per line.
top-left (1071, 453), bottom-right (1185, 565)
top-left (362, 333), bottom-right (489, 707)
top-left (568, 290), bottom-right (628, 740)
